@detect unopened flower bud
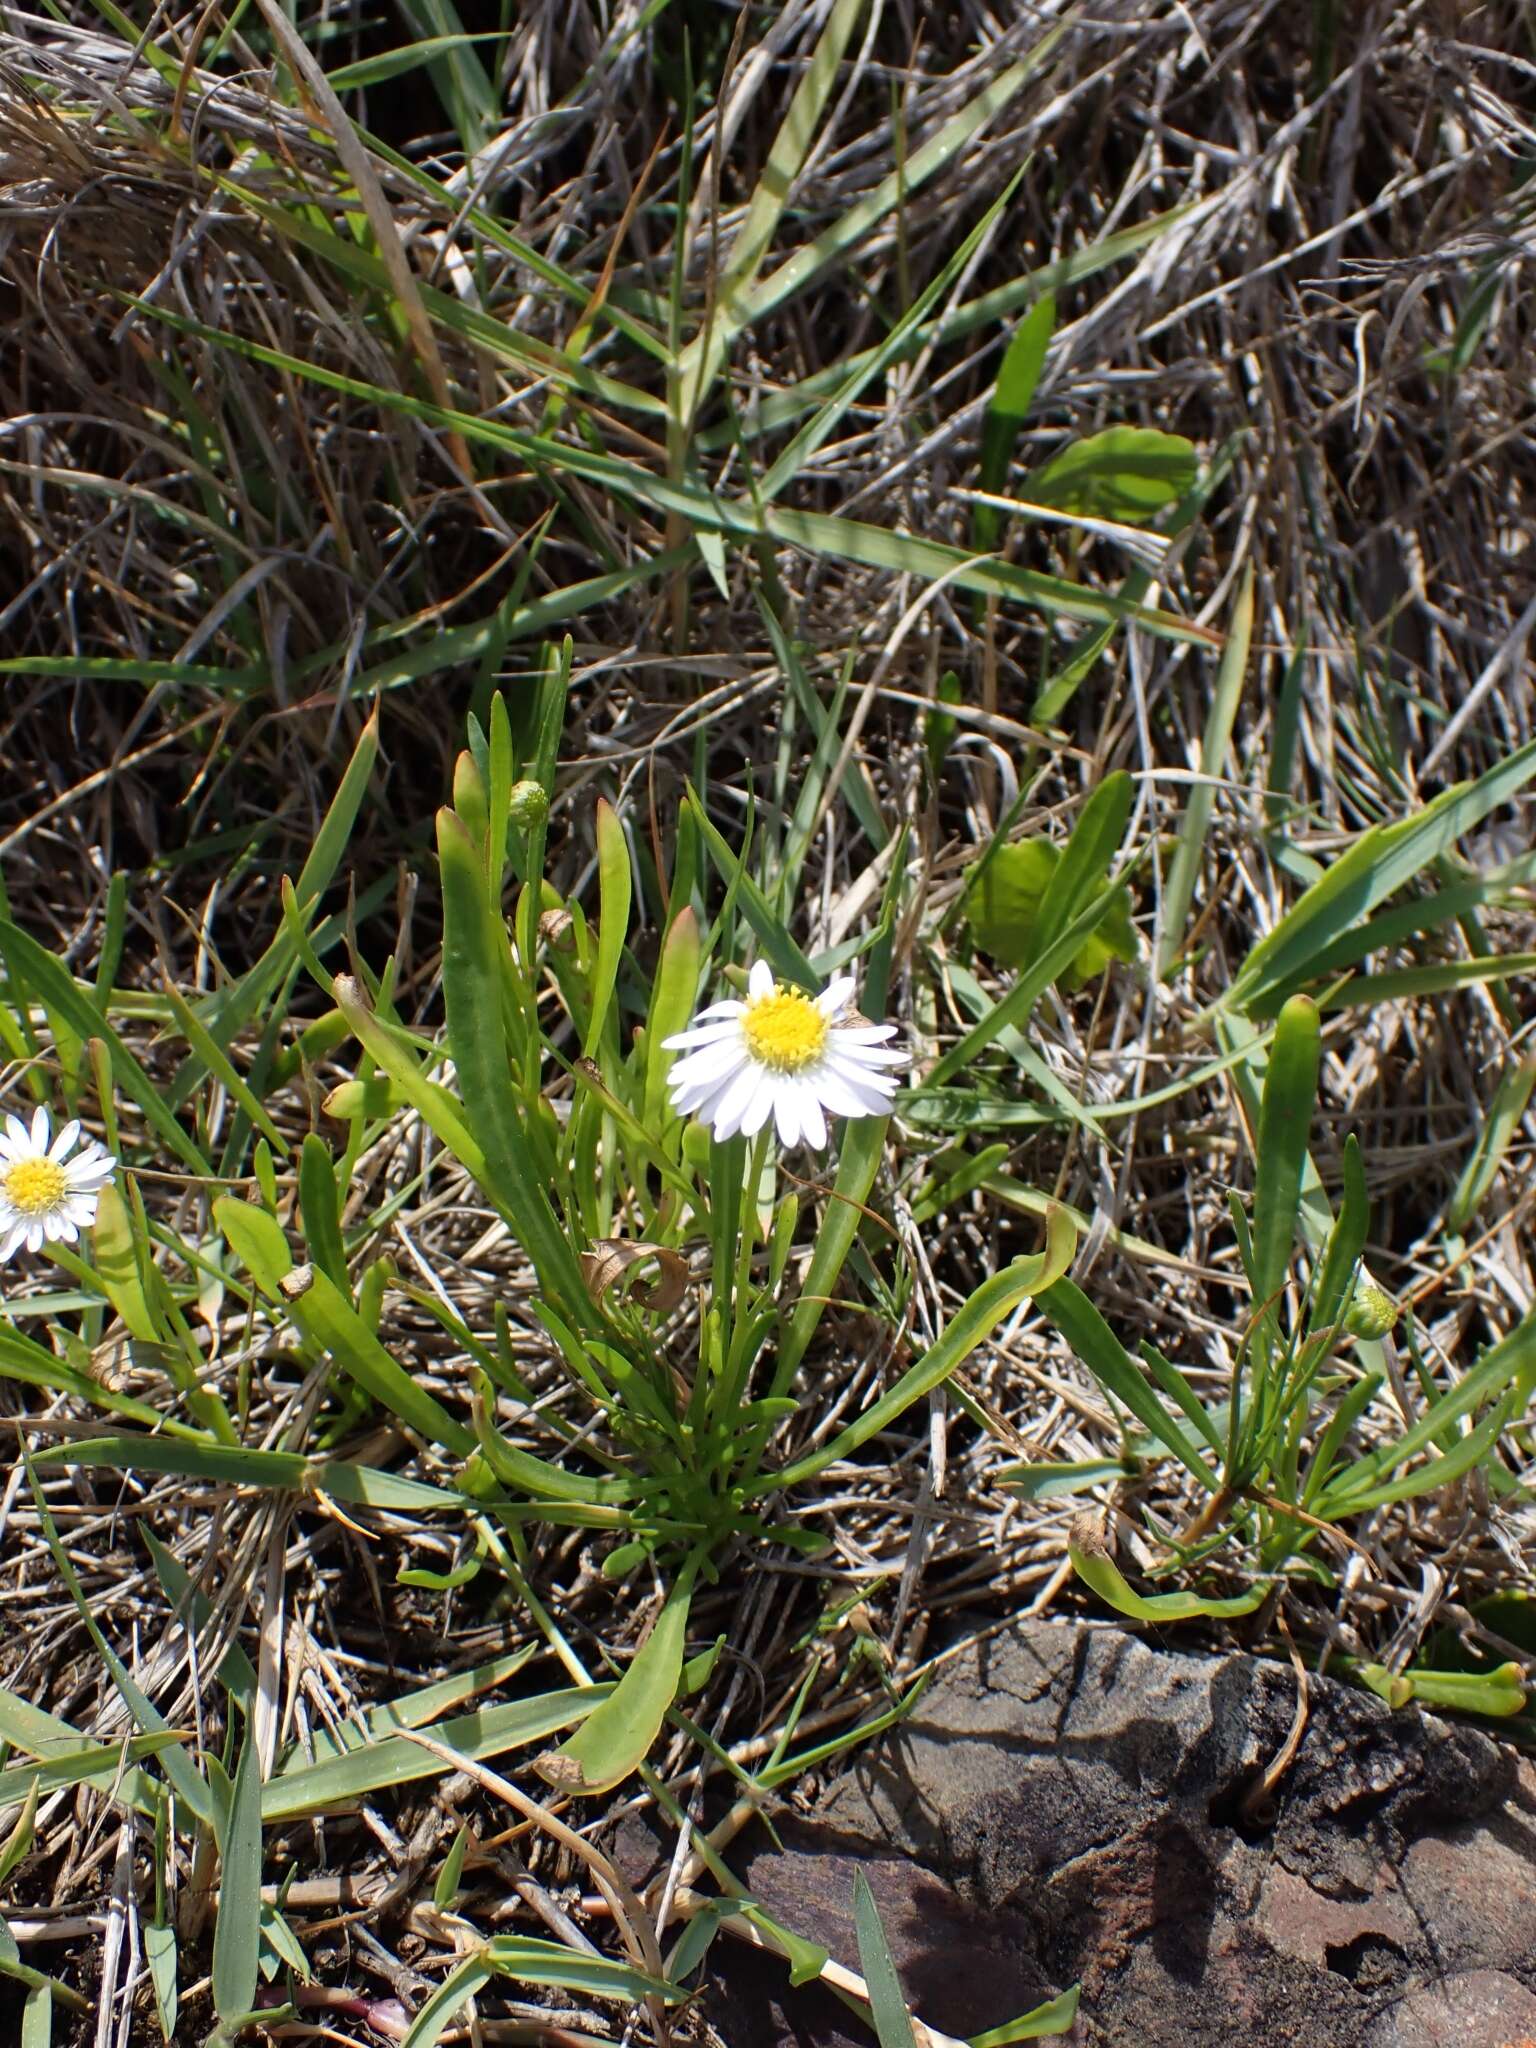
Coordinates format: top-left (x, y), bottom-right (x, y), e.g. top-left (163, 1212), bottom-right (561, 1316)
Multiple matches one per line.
top-left (1344, 1268), bottom-right (1399, 1340)
top-left (507, 779), bottom-right (550, 828)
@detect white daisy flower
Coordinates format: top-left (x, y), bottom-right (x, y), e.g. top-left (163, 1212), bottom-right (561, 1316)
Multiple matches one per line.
top-left (0, 1107), bottom-right (117, 1261)
top-left (663, 960), bottom-right (905, 1151)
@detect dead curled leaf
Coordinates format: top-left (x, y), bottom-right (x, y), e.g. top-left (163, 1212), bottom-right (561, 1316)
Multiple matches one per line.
top-left (579, 1238), bottom-right (689, 1314)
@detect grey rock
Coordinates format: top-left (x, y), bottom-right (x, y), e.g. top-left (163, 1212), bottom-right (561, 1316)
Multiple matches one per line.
top-left (706, 1622), bottom-right (1536, 2048)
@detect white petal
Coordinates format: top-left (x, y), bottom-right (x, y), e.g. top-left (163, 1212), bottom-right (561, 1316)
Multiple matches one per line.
top-left (825, 1047), bottom-right (900, 1085)
top-left (52, 1217), bottom-right (79, 1243)
top-left (673, 1072), bottom-right (740, 1117)
top-left (710, 1061), bottom-right (767, 1140)
top-left (0, 1221), bottom-right (26, 1262)
top-left (661, 1019), bottom-right (743, 1051)
top-left (29, 1106), bottom-right (50, 1151)
top-left (748, 959), bottom-right (774, 999)
top-left (65, 1161), bottom-right (116, 1194)
top-left (816, 977), bottom-right (856, 1016)
top-left (667, 1039), bottom-right (748, 1089)
top-left (822, 1065), bottom-right (897, 1112)
top-left (828, 1023), bottom-right (898, 1044)
top-left (25, 1220), bottom-right (45, 1252)
top-left (67, 1195), bottom-right (100, 1225)
top-left (738, 1072), bottom-right (778, 1139)
top-left (799, 1089), bottom-right (828, 1150)
top-left (48, 1119), bottom-right (81, 1161)
top-left (4, 1114), bottom-right (29, 1150)
top-left (804, 1065), bottom-right (872, 1117)
top-left (0, 1133), bottom-right (21, 1163)
top-left (772, 1084), bottom-right (802, 1147)
top-left (829, 1038), bottom-right (907, 1068)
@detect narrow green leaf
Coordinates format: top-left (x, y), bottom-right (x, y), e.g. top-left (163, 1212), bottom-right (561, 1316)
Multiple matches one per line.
top-left (853, 1870), bottom-right (918, 2048)
top-left (436, 810), bottom-right (591, 1315)
top-left (645, 907), bottom-right (702, 1137)
top-left (0, 920), bottom-right (208, 1172)
top-left (1070, 1528), bottom-right (1265, 1622)
top-left (1225, 734), bottom-right (1536, 1015)
top-left (265, 1683), bottom-right (611, 1821)
top-left (211, 1727), bottom-right (262, 2021)
top-left (767, 1209), bottom-right (1076, 1491)
top-left (1036, 1279), bottom-right (1220, 1490)
top-left (1447, 1058), bottom-right (1536, 1233)
top-left (1251, 995), bottom-right (1321, 1309)
top-left (215, 1199), bottom-right (475, 1454)
top-left (537, 1561), bottom-right (698, 1797)
top-left (298, 1135), bottom-right (349, 1293)
top-left (974, 294), bottom-right (1057, 554)
top-left (586, 798), bottom-right (632, 1057)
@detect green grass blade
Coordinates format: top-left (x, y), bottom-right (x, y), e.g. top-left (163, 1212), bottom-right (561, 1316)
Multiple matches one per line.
top-left (1225, 734), bottom-right (1536, 1016)
top-left (436, 809), bottom-right (591, 1314)
top-left (211, 1727), bottom-right (262, 2022)
top-left (1036, 1279), bottom-right (1221, 1490)
top-left (264, 1684), bottom-right (613, 1821)
top-left (0, 920), bottom-right (209, 1173)
top-left (852, 1870), bottom-right (918, 2048)
top-left (677, 0), bottom-right (866, 424)
top-left (766, 1209), bottom-right (1075, 1492)
top-left (1159, 564), bottom-right (1252, 977)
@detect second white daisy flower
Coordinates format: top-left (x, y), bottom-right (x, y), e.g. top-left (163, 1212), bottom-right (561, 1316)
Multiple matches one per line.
top-left (0, 1107), bottom-right (118, 1261)
top-left (663, 960), bottom-right (904, 1150)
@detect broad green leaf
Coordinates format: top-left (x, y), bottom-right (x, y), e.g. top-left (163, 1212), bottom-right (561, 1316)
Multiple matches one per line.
top-left (966, 841), bottom-right (1136, 983)
top-left (1023, 427), bottom-right (1196, 525)
top-left (87, 1181), bottom-right (161, 1344)
top-left (644, 907), bottom-right (702, 1137)
top-left (537, 1561), bottom-right (698, 1797)
top-left (767, 1208), bottom-right (1076, 1490)
top-left (1069, 1526), bottom-right (1266, 1622)
top-left (927, 873), bottom-right (1136, 1088)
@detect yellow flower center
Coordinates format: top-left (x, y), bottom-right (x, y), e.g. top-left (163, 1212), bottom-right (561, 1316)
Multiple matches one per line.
top-left (2, 1156), bottom-right (67, 1217)
top-left (741, 986), bottom-right (829, 1072)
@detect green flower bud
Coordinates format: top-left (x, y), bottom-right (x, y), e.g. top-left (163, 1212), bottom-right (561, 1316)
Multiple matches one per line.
top-left (507, 779), bottom-right (550, 828)
top-left (1343, 1267), bottom-right (1399, 1340)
